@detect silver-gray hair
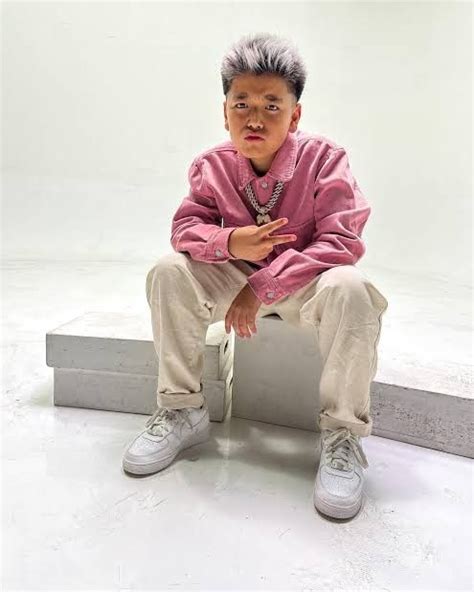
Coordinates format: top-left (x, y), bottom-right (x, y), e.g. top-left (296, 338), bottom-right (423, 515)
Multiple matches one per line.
top-left (221, 32), bottom-right (307, 103)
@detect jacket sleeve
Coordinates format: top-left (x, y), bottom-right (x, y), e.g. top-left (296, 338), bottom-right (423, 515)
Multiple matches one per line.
top-left (170, 156), bottom-right (240, 263)
top-left (246, 147), bottom-right (371, 305)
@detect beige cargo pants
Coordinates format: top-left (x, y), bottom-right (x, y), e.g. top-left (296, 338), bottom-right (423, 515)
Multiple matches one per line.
top-left (145, 251), bottom-right (389, 438)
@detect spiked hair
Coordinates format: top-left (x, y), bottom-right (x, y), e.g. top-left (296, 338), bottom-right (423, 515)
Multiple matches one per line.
top-left (221, 32), bottom-right (307, 103)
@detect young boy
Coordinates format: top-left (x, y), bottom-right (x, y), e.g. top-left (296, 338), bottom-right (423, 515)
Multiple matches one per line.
top-left (123, 32), bottom-right (389, 520)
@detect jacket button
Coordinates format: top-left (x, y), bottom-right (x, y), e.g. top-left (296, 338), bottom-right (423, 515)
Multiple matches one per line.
top-left (215, 249), bottom-right (223, 257)
top-left (261, 181), bottom-right (268, 189)
top-left (266, 291), bottom-right (275, 299)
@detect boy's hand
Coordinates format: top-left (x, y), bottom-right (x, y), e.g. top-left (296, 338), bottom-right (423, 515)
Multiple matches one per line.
top-left (225, 284), bottom-right (262, 338)
top-left (228, 218), bottom-right (297, 262)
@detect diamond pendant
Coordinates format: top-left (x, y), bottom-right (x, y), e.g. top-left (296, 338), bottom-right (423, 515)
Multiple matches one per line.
top-left (256, 213), bottom-right (272, 226)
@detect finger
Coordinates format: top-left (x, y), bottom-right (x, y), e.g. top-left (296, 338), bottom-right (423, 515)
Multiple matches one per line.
top-left (257, 217), bottom-right (289, 235)
top-left (248, 316), bottom-right (257, 336)
top-left (230, 311), bottom-right (239, 337)
top-left (232, 318), bottom-right (242, 338)
top-left (242, 314), bottom-right (252, 338)
top-left (235, 310), bottom-right (250, 339)
top-left (268, 234), bottom-right (297, 245)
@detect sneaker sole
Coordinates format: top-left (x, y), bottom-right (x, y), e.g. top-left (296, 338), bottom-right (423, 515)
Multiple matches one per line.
top-left (313, 488), bottom-right (363, 519)
top-left (122, 422), bottom-right (211, 476)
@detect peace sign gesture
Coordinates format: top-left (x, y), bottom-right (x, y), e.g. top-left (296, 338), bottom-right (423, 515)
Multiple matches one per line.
top-left (228, 218), bottom-right (297, 262)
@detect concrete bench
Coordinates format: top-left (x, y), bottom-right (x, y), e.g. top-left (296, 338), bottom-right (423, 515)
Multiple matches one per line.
top-left (46, 311), bottom-right (473, 458)
top-left (46, 311), bottom-right (233, 422)
top-left (232, 314), bottom-right (473, 459)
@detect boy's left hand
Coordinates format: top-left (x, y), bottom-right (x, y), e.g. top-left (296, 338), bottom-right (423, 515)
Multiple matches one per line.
top-left (225, 284), bottom-right (262, 338)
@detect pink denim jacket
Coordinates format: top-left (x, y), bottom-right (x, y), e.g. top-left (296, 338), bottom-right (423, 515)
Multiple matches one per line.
top-left (170, 129), bottom-right (371, 306)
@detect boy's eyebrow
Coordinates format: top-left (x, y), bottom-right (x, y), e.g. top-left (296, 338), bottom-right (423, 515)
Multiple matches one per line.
top-left (232, 92), bottom-right (284, 102)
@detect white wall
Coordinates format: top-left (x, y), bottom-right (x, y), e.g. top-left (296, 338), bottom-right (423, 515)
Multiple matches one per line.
top-left (2, 1), bottom-right (472, 285)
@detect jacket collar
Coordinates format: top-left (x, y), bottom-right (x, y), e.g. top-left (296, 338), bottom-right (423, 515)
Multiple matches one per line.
top-left (237, 130), bottom-right (298, 190)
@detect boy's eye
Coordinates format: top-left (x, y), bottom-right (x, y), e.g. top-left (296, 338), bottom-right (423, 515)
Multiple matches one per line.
top-left (235, 103), bottom-right (279, 111)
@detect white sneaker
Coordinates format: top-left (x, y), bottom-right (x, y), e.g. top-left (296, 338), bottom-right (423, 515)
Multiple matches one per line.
top-left (313, 427), bottom-right (369, 519)
top-left (122, 399), bottom-right (211, 475)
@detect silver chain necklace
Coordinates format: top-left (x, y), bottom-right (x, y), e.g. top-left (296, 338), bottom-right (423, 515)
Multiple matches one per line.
top-left (244, 180), bottom-right (285, 226)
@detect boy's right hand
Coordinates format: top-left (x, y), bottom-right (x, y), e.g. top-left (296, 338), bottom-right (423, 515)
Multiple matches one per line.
top-left (228, 218), bottom-right (297, 262)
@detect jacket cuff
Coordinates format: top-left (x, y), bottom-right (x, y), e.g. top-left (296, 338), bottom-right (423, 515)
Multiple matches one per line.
top-left (246, 268), bottom-right (286, 305)
top-left (205, 227), bottom-right (239, 262)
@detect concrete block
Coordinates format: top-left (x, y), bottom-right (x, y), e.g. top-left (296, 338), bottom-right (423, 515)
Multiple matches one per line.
top-left (232, 314), bottom-right (473, 458)
top-left (46, 311), bottom-right (233, 422)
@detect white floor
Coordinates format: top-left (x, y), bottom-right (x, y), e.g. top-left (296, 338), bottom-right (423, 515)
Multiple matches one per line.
top-left (2, 261), bottom-right (473, 591)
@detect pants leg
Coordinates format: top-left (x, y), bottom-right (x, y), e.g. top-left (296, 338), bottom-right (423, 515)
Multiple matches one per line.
top-left (145, 251), bottom-right (279, 410)
top-left (146, 252), bottom-right (389, 436)
top-left (274, 264), bottom-right (389, 437)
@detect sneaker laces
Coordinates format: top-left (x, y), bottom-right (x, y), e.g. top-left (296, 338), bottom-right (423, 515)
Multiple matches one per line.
top-left (322, 427), bottom-right (369, 470)
top-left (145, 407), bottom-right (193, 437)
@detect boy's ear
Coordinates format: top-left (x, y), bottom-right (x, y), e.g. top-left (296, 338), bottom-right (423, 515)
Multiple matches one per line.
top-left (289, 103), bottom-right (301, 132)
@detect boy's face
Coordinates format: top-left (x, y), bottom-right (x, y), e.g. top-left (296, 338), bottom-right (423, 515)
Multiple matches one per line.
top-left (223, 73), bottom-right (302, 176)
